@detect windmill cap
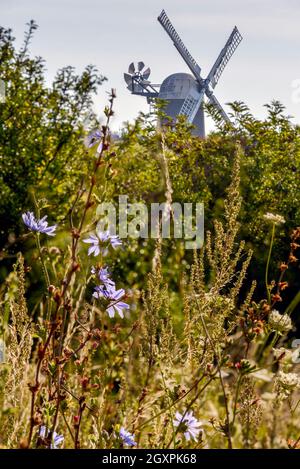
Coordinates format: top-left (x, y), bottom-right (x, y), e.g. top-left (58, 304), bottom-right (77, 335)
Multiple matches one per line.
top-left (159, 73), bottom-right (198, 100)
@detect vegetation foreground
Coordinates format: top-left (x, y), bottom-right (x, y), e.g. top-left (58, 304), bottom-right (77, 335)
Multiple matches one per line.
top-left (0, 23), bottom-right (300, 450)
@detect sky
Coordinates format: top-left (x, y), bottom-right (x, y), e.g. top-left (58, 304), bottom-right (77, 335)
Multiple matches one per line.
top-left (2, 0), bottom-right (300, 133)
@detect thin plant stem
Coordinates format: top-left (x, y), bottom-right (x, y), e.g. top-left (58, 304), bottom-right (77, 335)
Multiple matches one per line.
top-left (265, 223), bottom-right (275, 305)
top-left (61, 408), bottom-right (75, 443)
top-left (35, 233), bottom-right (52, 320)
top-left (134, 372), bottom-right (212, 431)
top-left (35, 233), bottom-right (51, 289)
top-left (232, 373), bottom-right (243, 427)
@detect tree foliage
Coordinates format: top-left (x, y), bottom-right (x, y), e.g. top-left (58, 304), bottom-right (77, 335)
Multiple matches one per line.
top-left (0, 21), bottom-right (106, 245)
top-left (109, 102), bottom-right (300, 301)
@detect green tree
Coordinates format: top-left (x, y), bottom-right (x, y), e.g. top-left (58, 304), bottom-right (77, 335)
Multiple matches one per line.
top-left (108, 103), bottom-right (300, 307)
top-left (0, 21), bottom-right (106, 246)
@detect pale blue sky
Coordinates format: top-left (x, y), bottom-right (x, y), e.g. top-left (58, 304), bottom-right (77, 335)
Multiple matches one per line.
top-left (2, 0), bottom-right (300, 132)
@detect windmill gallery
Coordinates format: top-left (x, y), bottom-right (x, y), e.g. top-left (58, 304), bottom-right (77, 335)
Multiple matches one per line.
top-left (124, 9), bottom-right (243, 137)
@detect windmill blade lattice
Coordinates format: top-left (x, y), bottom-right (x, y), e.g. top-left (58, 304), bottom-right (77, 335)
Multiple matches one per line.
top-left (179, 88), bottom-right (205, 123)
top-left (207, 26), bottom-right (243, 89)
top-left (158, 9), bottom-right (201, 80)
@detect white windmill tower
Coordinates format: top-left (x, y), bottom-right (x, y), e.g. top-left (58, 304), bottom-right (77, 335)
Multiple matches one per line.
top-left (124, 9), bottom-right (243, 137)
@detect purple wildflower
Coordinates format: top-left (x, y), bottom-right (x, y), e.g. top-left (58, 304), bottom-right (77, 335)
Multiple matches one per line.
top-left (91, 266), bottom-right (115, 288)
top-left (109, 234), bottom-right (122, 249)
top-left (85, 129), bottom-right (102, 148)
top-left (39, 425), bottom-right (64, 449)
top-left (83, 234), bottom-right (101, 256)
top-left (119, 427), bottom-right (136, 447)
top-left (173, 411), bottom-right (202, 441)
top-left (22, 211), bottom-right (57, 236)
top-left (93, 284), bottom-right (129, 318)
top-left (83, 230), bottom-right (122, 257)
top-left (96, 141), bottom-right (103, 154)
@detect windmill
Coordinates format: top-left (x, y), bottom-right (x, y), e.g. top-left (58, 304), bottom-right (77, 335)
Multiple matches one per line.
top-left (124, 9), bottom-right (243, 137)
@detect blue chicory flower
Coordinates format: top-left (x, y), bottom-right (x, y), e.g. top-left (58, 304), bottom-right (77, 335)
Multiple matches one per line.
top-left (173, 411), bottom-right (203, 441)
top-left (22, 212), bottom-right (57, 236)
top-left (83, 230), bottom-right (122, 257)
top-left (93, 284), bottom-right (129, 318)
top-left (83, 234), bottom-right (101, 256)
top-left (39, 425), bottom-right (64, 449)
top-left (85, 129), bottom-right (102, 148)
top-left (91, 266), bottom-right (115, 288)
top-left (119, 427), bottom-right (136, 447)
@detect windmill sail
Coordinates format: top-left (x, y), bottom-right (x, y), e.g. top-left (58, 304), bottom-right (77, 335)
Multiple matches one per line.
top-left (207, 27), bottom-right (242, 89)
top-left (206, 92), bottom-right (230, 122)
top-left (158, 9), bottom-right (201, 80)
top-left (179, 89), bottom-right (205, 123)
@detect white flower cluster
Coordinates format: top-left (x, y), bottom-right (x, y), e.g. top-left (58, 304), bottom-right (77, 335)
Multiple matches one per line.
top-left (275, 370), bottom-right (300, 401)
top-left (263, 212), bottom-right (286, 226)
top-left (277, 371), bottom-right (300, 391)
top-left (269, 310), bottom-right (292, 334)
